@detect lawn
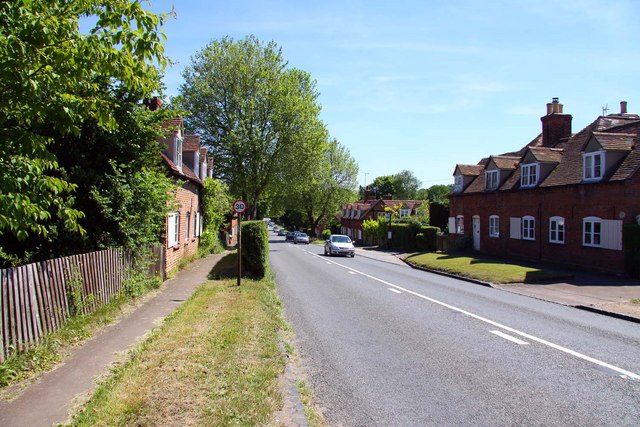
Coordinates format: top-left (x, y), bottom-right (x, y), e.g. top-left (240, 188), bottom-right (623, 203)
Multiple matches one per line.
top-left (404, 252), bottom-right (574, 284)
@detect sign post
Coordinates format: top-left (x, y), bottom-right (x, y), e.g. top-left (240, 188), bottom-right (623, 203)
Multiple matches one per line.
top-left (232, 200), bottom-right (247, 286)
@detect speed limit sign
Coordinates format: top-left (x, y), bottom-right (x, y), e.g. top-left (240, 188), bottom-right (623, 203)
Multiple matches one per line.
top-left (233, 200), bottom-right (247, 214)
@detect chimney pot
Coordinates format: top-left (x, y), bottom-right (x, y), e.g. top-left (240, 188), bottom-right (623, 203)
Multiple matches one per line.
top-left (621, 101), bottom-right (628, 114)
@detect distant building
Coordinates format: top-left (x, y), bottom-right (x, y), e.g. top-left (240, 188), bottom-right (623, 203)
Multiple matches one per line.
top-left (340, 189), bottom-right (422, 243)
top-left (449, 98), bottom-right (640, 275)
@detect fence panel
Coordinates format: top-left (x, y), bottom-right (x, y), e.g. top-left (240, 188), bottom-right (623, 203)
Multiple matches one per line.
top-left (0, 247), bottom-right (164, 363)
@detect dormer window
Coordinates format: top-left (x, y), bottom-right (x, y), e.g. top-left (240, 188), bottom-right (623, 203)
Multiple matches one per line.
top-left (485, 170), bottom-right (499, 190)
top-left (520, 163), bottom-right (539, 188)
top-left (583, 151), bottom-right (603, 181)
top-left (454, 174), bottom-right (463, 193)
top-left (399, 208), bottom-right (410, 218)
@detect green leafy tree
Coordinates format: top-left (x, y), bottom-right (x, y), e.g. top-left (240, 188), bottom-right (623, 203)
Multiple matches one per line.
top-left (201, 178), bottom-right (232, 234)
top-left (290, 139), bottom-right (358, 236)
top-left (177, 35), bottom-right (327, 218)
top-left (0, 1), bottom-right (170, 243)
top-left (370, 175), bottom-right (396, 199)
top-left (392, 170), bottom-right (421, 199)
top-left (426, 184), bottom-right (452, 205)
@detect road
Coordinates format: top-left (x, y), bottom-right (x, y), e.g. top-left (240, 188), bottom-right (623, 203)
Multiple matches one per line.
top-left (270, 235), bottom-right (640, 426)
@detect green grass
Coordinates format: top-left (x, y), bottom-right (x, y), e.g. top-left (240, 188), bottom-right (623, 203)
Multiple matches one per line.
top-left (404, 252), bottom-right (574, 284)
top-left (68, 276), bottom-right (293, 426)
top-left (631, 298), bottom-right (640, 305)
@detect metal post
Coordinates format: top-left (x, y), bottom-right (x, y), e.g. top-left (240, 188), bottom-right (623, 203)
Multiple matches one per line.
top-left (237, 213), bottom-right (242, 286)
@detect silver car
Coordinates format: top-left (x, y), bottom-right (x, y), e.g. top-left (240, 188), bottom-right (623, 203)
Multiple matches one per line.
top-left (294, 232), bottom-right (310, 244)
top-left (324, 234), bottom-right (355, 257)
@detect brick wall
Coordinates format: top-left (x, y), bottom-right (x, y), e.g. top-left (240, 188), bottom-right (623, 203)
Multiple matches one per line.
top-left (165, 181), bottom-right (201, 273)
top-left (449, 177), bottom-right (640, 274)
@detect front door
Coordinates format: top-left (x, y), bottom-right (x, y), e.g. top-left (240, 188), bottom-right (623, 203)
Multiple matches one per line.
top-left (472, 215), bottom-right (480, 251)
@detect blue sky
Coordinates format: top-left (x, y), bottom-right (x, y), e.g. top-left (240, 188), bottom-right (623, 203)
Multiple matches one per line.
top-left (155, 0), bottom-right (640, 189)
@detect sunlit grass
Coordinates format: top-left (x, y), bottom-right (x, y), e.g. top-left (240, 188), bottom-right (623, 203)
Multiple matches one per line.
top-left (405, 252), bottom-right (573, 284)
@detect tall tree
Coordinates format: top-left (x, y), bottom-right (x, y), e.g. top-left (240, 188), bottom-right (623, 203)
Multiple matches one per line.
top-left (177, 36), bottom-right (326, 218)
top-left (0, 1), bottom-right (170, 243)
top-left (292, 139), bottom-right (358, 235)
top-left (369, 170), bottom-right (421, 199)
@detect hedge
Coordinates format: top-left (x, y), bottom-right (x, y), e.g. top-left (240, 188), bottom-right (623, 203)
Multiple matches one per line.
top-left (389, 223), bottom-right (440, 252)
top-left (623, 224), bottom-right (640, 278)
top-left (241, 220), bottom-right (269, 278)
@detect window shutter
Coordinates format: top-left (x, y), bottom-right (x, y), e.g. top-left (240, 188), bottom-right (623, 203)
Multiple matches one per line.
top-left (601, 219), bottom-right (622, 250)
top-left (510, 217), bottom-right (521, 239)
top-left (448, 217), bottom-right (456, 234)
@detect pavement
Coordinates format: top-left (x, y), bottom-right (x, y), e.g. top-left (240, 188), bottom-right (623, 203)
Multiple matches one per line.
top-left (354, 246), bottom-right (640, 323)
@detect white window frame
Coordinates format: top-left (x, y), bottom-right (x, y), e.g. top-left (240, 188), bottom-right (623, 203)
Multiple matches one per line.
top-left (520, 163), bottom-right (539, 188)
top-left (549, 216), bottom-right (565, 244)
top-left (455, 215), bottom-right (464, 234)
top-left (583, 216), bottom-right (602, 247)
top-left (489, 215), bottom-right (499, 238)
top-left (194, 212), bottom-right (200, 237)
top-left (185, 212), bottom-right (191, 241)
top-left (485, 170), bottom-right (499, 190)
top-left (167, 212), bottom-right (180, 247)
top-left (175, 136), bottom-right (183, 171)
top-left (399, 208), bottom-right (411, 218)
top-left (583, 151), bottom-right (604, 182)
top-left (193, 150), bottom-right (200, 178)
top-left (454, 174), bottom-right (463, 193)
top-left (522, 215), bottom-right (535, 241)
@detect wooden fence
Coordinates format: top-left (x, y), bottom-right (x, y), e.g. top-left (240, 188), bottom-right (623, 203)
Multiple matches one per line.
top-left (0, 247), bottom-right (163, 364)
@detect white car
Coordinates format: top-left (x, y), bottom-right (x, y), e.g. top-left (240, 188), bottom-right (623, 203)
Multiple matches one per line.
top-left (324, 234), bottom-right (355, 257)
top-left (294, 232), bottom-right (310, 244)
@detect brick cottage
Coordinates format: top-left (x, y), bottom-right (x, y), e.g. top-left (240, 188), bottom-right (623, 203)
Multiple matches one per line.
top-left (449, 98), bottom-right (640, 275)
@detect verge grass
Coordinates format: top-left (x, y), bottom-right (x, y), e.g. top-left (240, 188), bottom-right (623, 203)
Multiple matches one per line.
top-left (405, 252), bottom-right (573, 284)
top-left (68, 277), bottom-right (288, 426)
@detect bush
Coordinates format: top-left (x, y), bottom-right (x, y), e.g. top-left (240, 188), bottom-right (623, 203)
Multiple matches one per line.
top-left (197, 228), bottom-right (224, 257)
top-left (389, 221), bottom-right (422, 251)
top-left (452, 234), bottom-right (473, 252)
top-left (623, 224), bottom-right (640, 278)
top-left (241, 220), bottom-right (269, 278)
top-left (416, 226), bottom-right (440, 251)
top-left (322, 229), bottom-right (331, 240)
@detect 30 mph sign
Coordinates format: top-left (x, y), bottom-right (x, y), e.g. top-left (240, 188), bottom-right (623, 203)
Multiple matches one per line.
top-left (233, 200), bottom-right (247, 214)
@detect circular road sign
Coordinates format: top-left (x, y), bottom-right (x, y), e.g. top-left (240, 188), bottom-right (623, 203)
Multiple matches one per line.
top-left (233, 200), bottom-right (247, 214)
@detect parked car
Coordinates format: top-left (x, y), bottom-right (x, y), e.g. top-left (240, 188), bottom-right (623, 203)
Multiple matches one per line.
top-left (273, 226), bottom-right (279, 232)
top-left (324, 234), bottom-right (355, 257)
top-left (285, 231), bottom-right (296, 241)
top-left (294, 232), bottom-right (310, 244)
top-left (278, 229), bottom-right (287, 236)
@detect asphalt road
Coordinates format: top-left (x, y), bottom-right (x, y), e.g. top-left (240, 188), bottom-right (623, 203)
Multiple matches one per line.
top-left (270, 235), bottom-right (640, 426)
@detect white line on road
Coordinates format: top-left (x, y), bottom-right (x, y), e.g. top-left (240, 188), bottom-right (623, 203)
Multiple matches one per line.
top-left (348, 271), bottom-right (356, 275)
top-left (313, 253), bottom-right (640, 381)
top-left (388, 288), bottom-right (402, 294)
top-left (490, 330), bottom-right (529, 345)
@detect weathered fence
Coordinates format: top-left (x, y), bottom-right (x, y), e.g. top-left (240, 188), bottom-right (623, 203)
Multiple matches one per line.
top-left (0, 248), bottom-right (157, 363)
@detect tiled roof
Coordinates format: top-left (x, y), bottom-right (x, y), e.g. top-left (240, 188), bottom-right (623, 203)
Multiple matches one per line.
top-left (529, 147), bottom-right (563, 163)
top-left (161, 153), bottom-right (203, 186)
top-left (591, 132), bottom-right (634, 151)
top-left (455, 164), bottom-right (483, 176)
top-left (183, 134), bottom-right (201, 151)
top-left (161, 117), bottom-right (182, 130)
top-left (490, 155), bottom-right (519, 170)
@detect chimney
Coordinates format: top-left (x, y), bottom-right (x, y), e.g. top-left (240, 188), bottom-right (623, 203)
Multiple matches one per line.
top-left (364, 187), bottom-right (372, 202)
top-left (541, 97), bottom-right (572, 147)
top-left (143, 97), bottom-right (162, 111)
top-left (621, 101), bottom-right (628, 114)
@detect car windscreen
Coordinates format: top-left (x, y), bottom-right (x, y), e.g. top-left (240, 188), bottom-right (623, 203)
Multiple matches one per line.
top-left (332, 236), bottom-right (351, 243)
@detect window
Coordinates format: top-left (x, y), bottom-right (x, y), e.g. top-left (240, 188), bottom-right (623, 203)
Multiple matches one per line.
top-left (194, 212), bottom-right (199, 237)
top-left (489, 215), bottom-right (499, 238)
top-left (175, 137), bottom-right (183, 170)
top-left (454, 175), bottom-right (463, 193)
top-left (583, 151), bottom-right (604, 181)
top-left (549, 216), bottom-right (565, 244)
top-left (485, 170), bottom-right (499, 190)
top-left (167, 212), bottom-right (180, 247)
top-left (521, 163), bottom-right (539, 188)
top-left (455, 215), bottom-right (464, 234)
top-left (583, 217), bottom-right (602, 247)
top-left (185, 212), bottom-right (191, 240)
top-left (522, 216), bottom-right (535, 240)
top-left (399, 208), bottom-right (410, 218)
top-left (193, 151), bottom-right (200, 178)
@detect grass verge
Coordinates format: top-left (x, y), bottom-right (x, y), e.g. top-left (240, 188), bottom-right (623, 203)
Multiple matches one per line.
top-left (404, 252), bottom-right (574, 284)
top-left (67, 276), bottom-right (288, 426)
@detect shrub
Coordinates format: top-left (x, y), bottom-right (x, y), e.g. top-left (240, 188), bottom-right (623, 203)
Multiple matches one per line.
top-left (452, 234), bottom-right (473, 252)
top-left (322, 229), bottom-right (331, 240)
top-left (416, 226), bottom-right (440, 251)
top-left (241, 220), bottom-right (269, 278)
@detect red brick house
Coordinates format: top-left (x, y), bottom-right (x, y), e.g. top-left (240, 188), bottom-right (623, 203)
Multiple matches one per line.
top-left (449, 98), bottom-right (640, 275)
top-left (158, 113), bottom-right (214, 274)
top-left (340, 190), bottom-right (423, 243)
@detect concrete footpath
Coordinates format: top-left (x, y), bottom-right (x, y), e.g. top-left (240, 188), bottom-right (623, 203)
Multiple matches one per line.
top-left (355, 246), bottom-right (640, 323)
top-left (0, 253), bottom-right (225, 427)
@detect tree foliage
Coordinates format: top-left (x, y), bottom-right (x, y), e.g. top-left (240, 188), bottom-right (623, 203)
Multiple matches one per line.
top-left (201, 178), bottom-right (232, 234)
top-left (0, 1), bottom-right (170, 241)
top-left (369, 170), bottom-right (421, 199)
top-left (177, 35), bottom-right (327, 218)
